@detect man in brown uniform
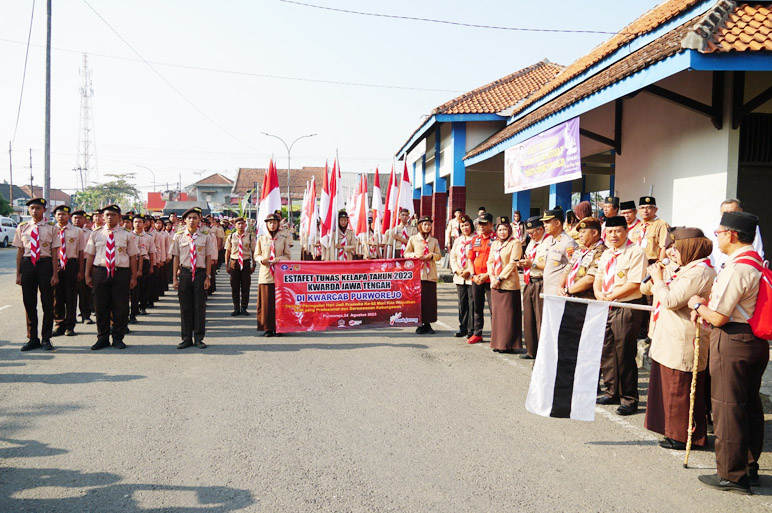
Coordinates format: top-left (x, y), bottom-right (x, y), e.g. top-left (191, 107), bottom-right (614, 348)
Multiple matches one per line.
top-left (84, 204), bottom-right (139, 350)
top-left (518, 216), bottom-right (546, 359)
top-left (601, 196), bottom-right (620, 239)
top-left (540, 208), bottom-right (578, 296)
top-left (171, 207), bottom-right (217, 349)
top-left (689, 211), bottom-right (766, 494)
top-left (594, 215), bottom-right (647, 415)
top-left (71, 210), bottom-right (94, 324)
top-left (52, 205), bottom-right (84, 337)
top-left (130, 214), bottom-right (156, 323)
top-left (225, 217), bottom-right (256, 316)
top-left (558, 217), bottom-right (605, 299)
top-left (619, 200), bottom-right (640, 233)
top-left (387, 209), bottom-right (417, 258)
top-left (14, 198), bottom-right (60, 351)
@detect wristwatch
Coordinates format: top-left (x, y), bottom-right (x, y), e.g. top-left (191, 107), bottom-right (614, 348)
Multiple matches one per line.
top-left (693, 302), bottom-right (702, 311)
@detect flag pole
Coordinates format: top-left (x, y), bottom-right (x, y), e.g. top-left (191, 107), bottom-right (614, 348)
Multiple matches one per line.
top-left (539, 294), bottom-right (655, 312)
top-left (684, 317), bottom-right (701, 468)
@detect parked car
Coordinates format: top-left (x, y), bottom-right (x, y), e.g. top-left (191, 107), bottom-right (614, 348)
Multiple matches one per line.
top-left (0, 216), bottom-right (18, 247)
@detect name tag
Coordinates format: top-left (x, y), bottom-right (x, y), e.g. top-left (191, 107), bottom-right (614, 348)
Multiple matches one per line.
top-left (640, 238), bottom-right (649, 249)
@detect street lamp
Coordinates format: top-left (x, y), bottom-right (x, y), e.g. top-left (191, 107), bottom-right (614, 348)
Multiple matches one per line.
top-left (135, 164), bottom-right (156, 192)
top-left (261, 132), bottom-right (317, 229)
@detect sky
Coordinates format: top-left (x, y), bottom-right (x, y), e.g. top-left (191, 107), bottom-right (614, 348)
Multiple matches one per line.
top-left (0, 0), bottom-right (662, 196)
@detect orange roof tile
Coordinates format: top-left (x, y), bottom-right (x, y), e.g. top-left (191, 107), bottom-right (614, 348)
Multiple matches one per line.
top-left (707, 3), bottom-right (772, 52)
top-left (233, 167), bottom-right (326, 199)
top-left (191, 173), bottom-right (234, 186)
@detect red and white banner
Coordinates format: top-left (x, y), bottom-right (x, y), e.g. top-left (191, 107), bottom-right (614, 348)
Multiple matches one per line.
top-left (274, 259), bottom-right (422, 333)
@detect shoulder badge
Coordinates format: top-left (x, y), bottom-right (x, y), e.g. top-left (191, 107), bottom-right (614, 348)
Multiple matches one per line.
top-left (201, 229), bottom-right (209, 235)
top-left (19, 221), bottom-right (27, 226)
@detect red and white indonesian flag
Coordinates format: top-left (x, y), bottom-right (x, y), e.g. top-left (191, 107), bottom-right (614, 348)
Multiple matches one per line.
top-left (371, 167), bottom-right (383, 237)
top-left (526, 295), bottom-right (609, 421)
top-left (354, 174), bottom-right (369, 238)
top-left (320, 160), bottom-right (339, 247)
top-left (256, 159), bottom-right (282, 236)
top-left (307, 176), bottom-right (318, 247)
top-left (392, 160), bottom-right (414, 226)
top-left (382, 165), bottom-right (397, 234)
top-left (300, 181), bottom-right (310, 236)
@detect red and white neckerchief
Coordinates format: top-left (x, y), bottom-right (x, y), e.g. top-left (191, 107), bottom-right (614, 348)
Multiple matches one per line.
top-left (652, 259), bottom-right (714, 326)
top-left (513, 222), bottom-right (522, 241)
top-left (637, 219), bottom-right (655, 246)
top-left (493, 238), bottom-right (512, 277)
top-left (30, 222), bottom-right (41, 266)
top-left (524, 239), bottom-right (540, 285)
top-left (401, 224), bottom-right (409, 255)
top-left (452, 221), bottom-right (460, 239)
top-left (459, 237), bottom-right (472, 270)
top-left (269, 236), bottom-right (277, 273)
top-left (602, 239), bottom-right (633, 294)
top-left (59, 227), bottom-right (67, 269)
top-left (422, 236), bottom-right (431, 277)
top-left (627, 218), bottom-right (640, 233)
top-left (237, 233), bottom-right (245, 270)
top-left (105, 230), bottom-right (116, 277)
top-left (189, 231), bottom-right (199, 281)
top-left (368, 234), bottom-right (379, 259)
top-left (566, 241), bottom-right (601, 289)
top-left (338, 231), bottom-right (347, 261)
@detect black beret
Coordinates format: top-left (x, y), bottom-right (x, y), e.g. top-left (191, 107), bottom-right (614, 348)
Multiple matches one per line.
top-left (101, 204), bottom-right (121, 214)
top-left (264, 213), bottom-right (281, 222)
top-left (720, 211), bottom-right (758, 235)
top-left (181, 207), bottom-right (203, 219)
top-left (577, 217), bottom-right (602, 231)
top-left (525, 216), bottom-right (543, 229)
top-left (52, 205), bottom-right (71, 214)
top-left (604, 196), bottom-right (620, 208)
top-left (452, 207), bottom-right (463, 214)
top-left (639, 196), bottom-right (657, 206)
top-left (418, 215), bottom-right (433, 224)
top-left (540, 208), bottom-right (565, 222)
top-left (498, 216), bottom-right (510, 225)
top-left (477, 213), bottom-right (493, 224)
top-left (604, 216), bottom-right (627, 228)
top-left (122, 214), bottom-right (132, 221)
top-left (84, 214), bottom-right (93, 221)
top-left (26, 197), bottom-right (47, 208)
top-left (619, 200), bottom-right (636, 211)
top-left (71, 210), bottom-right (86, 216)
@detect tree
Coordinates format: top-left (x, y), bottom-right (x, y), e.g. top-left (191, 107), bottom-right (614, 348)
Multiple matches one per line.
top-left (72, 173), bottom-right (143, 212)
top-left (0, 196), bottom-right (11, 217)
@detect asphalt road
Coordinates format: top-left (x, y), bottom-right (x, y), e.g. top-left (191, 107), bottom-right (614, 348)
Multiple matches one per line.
top-left (1, 246), bottom-right (771, 512)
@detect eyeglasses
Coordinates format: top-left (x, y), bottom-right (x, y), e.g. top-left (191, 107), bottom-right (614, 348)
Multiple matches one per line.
top-left (713, 229), bottom-right (731, 236)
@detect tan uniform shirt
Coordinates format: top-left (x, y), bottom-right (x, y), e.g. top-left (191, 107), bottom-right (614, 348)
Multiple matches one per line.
top-left (404, 234), bottom-right (441, 282)
top-left (224, 231), bottom-right (257, 262)
top-left (254, 233), bottom-right (292, 284)
top-left (594, 240), bottom-right (647, 302)
top-left (13, 220), bottom-right (61, 258)
top-left (132, 231), bottom-right (156, 260)
top-left (628, 217), bottom-right (669, 261)
top-left (564, 240), bottom-right (606, 299)
top-left (170, 228), bottom-right (217, 270)
top-left (85, 226), bottom-right (139, 268)
top-left (54, 223), bottom-right (83, 259)
top-left (80, 227), bottom-right (92, 252)
top-left (642, 258), bottom-right (716, 372)
top-left (445, 218), bottom-right (462, 247)
top-left (449, 234), bottom-right (474, 286)
top-left (487, 238), bottom-right (523, 290)
top-left (525, 237), bottom-right (546, 279)
top-left (149, 229), bottom-right (165, 264)
top-left (542, 231), bottom-right (578, 295)
top-left (325, 229), bottom-right (356, 261)
top-left (387, 223), bottom-right (418, 249)
top-left (708, 245), bottom-right (762, 323)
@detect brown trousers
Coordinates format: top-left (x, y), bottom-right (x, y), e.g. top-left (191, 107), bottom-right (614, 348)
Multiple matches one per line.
top-left (229, 259), bottom-right (253, 310)
top-left (710, 323), bottom-right (768, 482)
top-left (54, 259), bottom-right (79, 331)
top-left (600, 298), bottom-right (644, 408)
top-left (522, 279), bottom-right (544, 357)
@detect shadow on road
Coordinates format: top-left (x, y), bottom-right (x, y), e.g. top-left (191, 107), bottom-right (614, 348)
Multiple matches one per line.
top-left (0, 372), bottom-right (145, 385)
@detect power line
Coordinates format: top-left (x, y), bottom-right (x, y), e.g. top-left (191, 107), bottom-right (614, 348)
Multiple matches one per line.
top-left (279, 0), bottom-right (625, 35)
top-left (11, 0), bottom-right (36, 148)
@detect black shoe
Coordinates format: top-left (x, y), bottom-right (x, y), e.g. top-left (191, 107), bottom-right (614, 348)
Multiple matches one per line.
top-left (194, 341), bottom-right (207, 349)
top-left (698, 474), bottom-right (751, 495)
top-left (91, 339), bottom-right (110, 351)
top-left (519, 353), bottom-right (535, 360)
top-left (596, 395), bottom-right (620, 405)
top-left (40, 339), bottom-right (54, 351)
top-left (20, 339), bottom-right (41, 351)
top-left (125, 327), bottom-right (131, 334)
top-left (659, 437), bottom-right (686, 450)
top-left (177, 340), bottom-right (193, 350)
top-left (749, 464), bottom-right (760, 487)
top-left (263, 330), bottom-right (275, 337)
top-left (148, 303), bottom-right (154, 309)
top-left (65, 329), bottom-right (76, 336)
top-left (240, 309), bottom-right (249, 316)
top-left (138, 309), bottom-right (148, 316)
top-left (112, 339), bottom-right (126, 350)
top-left (129, 316), bottom-right (138, 324)
top-left (424, 324), bottom-right (435, 334)
top-left (615, 404), bottom-right (637, 416)
top-left (83, 317), bottom-right (94, 325)
top-left (454, 330), bottom-right (467, 338)
top-left (415, 325), bottom-right (427, 335)
top-left (51, 327), bottom-right (66, 337)
top-left (231, 309), bottom-right (240, 316)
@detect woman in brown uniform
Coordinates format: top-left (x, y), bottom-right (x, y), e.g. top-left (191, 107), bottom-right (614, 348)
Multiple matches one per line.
top-left (641, 227), bottom-right (715, 450)
top-left (255, 214), bottom-right (291, 337)
top-left (487, 220), bottom-right (523, 353)
top-left (404, 216), bottom-right (441, 335)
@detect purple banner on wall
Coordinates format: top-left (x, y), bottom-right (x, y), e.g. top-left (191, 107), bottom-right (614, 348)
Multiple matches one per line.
top-left (504, 117), bottom-right (582, 193)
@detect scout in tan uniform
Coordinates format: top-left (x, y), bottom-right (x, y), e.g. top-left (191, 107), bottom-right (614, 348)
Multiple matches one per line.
top-left (404, 216), bottom-right (441, 335)
top-left (593, 215), bottom-right (647, 415)
top-left (255, 213), bottom-right (292, 337)
top-left (600, 196), bottom-right (619, 239)
top-left (225, 217), bottom-right (256, 316)
top-left (84, 204), bottom-right (139, 350)
top-left (71, 210), bottom-right (94, 324)
top-left (14, 198), bottom-right (60, 351)
top-left (445, 208), bottom-right (463, 251)
top-left (688, 211), bottom-right (766, 494)
top-left (558, 217), bottom-right (606, 300)
top-left (539, 208), bottom-right (578, 296)
top-left (619, 200), bottom-right (640, 234)
top-left (52, 205), bottom-right (84, 337)
top-left (517, 216), bottom-right (546, 359)
top-left (487, 219), bottom-right (523, 352)
top-left (130, 215), bottom-right (156, 323)
top-left (449, 215), bottom-right (475, 337)
top-left (332, 211), bottom-right (356, 261)
top-left (628, 196), bottom-right (669, 262)
top-left (154, 218), bottom-right (169, 295)
top-left (171, 207), bottom-right (217, 349)
top-left (387, 209), bottom-right (417, 258)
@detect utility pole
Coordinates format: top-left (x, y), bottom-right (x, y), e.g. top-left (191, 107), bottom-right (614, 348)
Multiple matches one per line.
top-left (44, 0), bottom-right (51, 207)
top-left (261, 132), bottom-right (317, 230)
top-left (29, 148), bottom-right (33, 193)
top-left (8, 142), bottom-right (13, 210)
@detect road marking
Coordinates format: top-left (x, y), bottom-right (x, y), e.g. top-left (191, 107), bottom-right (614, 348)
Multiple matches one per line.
top-left (435, 321), bottom-right (454, 330)
top-left (0, 305), bottom-right (10, 312)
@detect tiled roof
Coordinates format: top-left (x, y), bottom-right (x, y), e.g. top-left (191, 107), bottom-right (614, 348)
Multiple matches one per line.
top-left (191, 173), bottom-right (233, 186)
top-left (0, 183), bottom-right (29, 202)
top-left (690, 2), bottom-right (772, 52)
top-left (20, 185), bottom-right (71, 203)
top-left (433, 60), bottom-right (564, 115)
top-left (233, 167), bottom-right (326, 199)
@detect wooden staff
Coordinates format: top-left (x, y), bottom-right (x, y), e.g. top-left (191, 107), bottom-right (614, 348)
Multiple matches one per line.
top-left (684, 317), bottom-right (702, 468)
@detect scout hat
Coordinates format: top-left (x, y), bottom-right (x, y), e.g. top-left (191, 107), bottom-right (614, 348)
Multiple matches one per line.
top-left (604, 196), bottom-right (620, 208)
top-left (540, 208), bottom-right (565, 222)
top-left (604, 215), bottom-right (627, 228)
top-left (122, 214), bottom-right (132, 221)
top-left (619, 200), bottom-right (636, 211)
top-left (53, 205), bottom-right (71, 214)
top-left (26, 197), bottom-right (47, 208)
top-left (477, 212), bottom-right (493, 224)
top-left (71, 209), bottom-right (86, 216)
top-left (101, 204), bottom-right (121, 214)
top-left (233, 217), bottom-right (246, 224)
top-left (525, 216), bottom-right (543, 229)
top-left (498, 216), bottom-right (510, 225)
top-left (719, 211), bottom-right (758, 235)
top-left (577, 217), bottom-right (601, 231)
top-left (265, 213), bottom-right (281, 222)
top-left (338, 210), bottom-right (349, 219)
top-left (181, 207), bottom-right (203, 219)
top-left (418, 215), bottom-right (433, 224)
top-left (639, 196), bottom-right (656, 207)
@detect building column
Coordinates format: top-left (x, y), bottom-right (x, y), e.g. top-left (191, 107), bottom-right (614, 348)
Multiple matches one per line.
top-left (412, 161), bottom-right (421, 215)
top-left (549, 181), bottom-right (572, 211)
top-left (421, 183), bottom-right (433, 218)
top-left (512, 190), bottom-right (531, 220)
top-left (432, 128), bottom-right (448, 248)
top-left (448, 122), bottom-right (467, 217)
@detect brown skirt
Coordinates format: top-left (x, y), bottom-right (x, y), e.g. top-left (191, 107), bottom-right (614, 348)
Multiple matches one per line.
top-left (490, 288), bottom-right (523, 351)
top-left (644, 360), bottom-right (707, 446)
top-left (257, 283), bottom-right (276, 331)
top-left (421, 280), bottom-right (437, 324)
